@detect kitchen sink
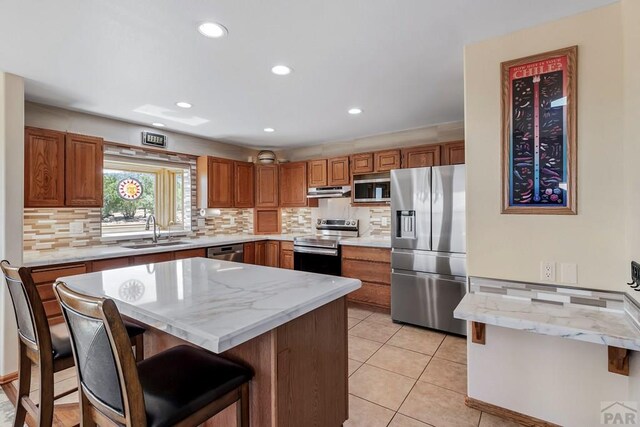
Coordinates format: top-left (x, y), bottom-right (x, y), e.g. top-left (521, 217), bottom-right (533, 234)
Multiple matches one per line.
top-left (121, 241), bottom-right (188, 250)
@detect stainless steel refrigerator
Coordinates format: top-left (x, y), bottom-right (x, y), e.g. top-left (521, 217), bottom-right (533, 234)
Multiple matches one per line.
top-left (390, 165), bottom-right (467, 336)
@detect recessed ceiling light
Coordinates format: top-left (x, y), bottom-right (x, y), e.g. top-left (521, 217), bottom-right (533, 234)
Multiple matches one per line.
top-left (198, 22), bottom-right (228, 38)
top-left (152, 122), bottom-right (165, 127)
top-left (264, 127), bottom-right (275, 133)
top-left (271, 65), bottom-right (292, 76)
top-left (348, 108), bottom-right (363, 115)
top-left (176, 101), bottom-right (192, 109)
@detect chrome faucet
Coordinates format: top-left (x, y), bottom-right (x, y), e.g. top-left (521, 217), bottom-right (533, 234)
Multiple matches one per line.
top-left (145, 215), bottom-right (161, 243)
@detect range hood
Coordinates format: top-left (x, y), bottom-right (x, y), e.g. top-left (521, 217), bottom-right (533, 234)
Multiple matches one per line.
top-left (307, 186), bottom-right (351, 199)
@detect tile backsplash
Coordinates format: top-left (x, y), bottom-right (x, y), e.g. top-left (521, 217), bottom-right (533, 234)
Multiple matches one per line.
top-left (23, 196), bottom-right (389, 256)
top-left (312, 198), bottom-right (391, 237)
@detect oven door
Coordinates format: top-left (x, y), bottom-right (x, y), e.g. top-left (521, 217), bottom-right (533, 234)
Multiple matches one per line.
top-left (293, 246), bottom-right (341, 276)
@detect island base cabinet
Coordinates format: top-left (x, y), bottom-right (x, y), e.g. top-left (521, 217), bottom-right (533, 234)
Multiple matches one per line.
top-left (142, 297), bottom-right (348, 427)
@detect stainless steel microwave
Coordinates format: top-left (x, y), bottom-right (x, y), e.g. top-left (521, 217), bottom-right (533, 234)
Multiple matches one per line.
top-left (353, 174), bottom-right (391, 203)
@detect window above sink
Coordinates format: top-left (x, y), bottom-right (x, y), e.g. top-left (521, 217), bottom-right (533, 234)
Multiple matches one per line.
top-left (102, 157), bottom-right (191, 238)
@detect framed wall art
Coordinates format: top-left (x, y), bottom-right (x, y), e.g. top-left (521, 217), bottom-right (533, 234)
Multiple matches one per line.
top-left (501, 45), bottom-right (578, 214)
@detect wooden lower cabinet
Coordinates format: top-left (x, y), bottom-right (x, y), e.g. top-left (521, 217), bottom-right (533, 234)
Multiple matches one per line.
top-left (131, 252), bottom-right (174, 266)
top-left (143, 297), bottom-right (348, 427)
top-left (30, 263), bottom-right (87, 324)
top-left (92, 257), bottom-right (131, 272)
top-left (174, 248), bottom-right (206, 260)
top-left (280, 241), bottom-right (294, 270)
top-left (266, 241), bottom-right (280, 268)
top-left (341, 246), bottom-right (391, 310)
top-left (243, 242), bottom-right (256, 264)
top-left (255, 241), bottom-right (267, 266)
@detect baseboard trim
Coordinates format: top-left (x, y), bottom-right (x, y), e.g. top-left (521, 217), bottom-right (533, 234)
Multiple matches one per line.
top-left (0, 371), bottom-right (17, 385)
top-left (466, 396), bottom-right (561, 427)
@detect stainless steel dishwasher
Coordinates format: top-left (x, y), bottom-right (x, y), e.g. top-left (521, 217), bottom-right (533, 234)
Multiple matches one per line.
top-left (206, 244), bottom-right (244, 262)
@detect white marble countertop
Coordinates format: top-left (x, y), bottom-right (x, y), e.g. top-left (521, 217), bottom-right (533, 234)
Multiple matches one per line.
top-left (339, 236), bottom-right (391, 248)
top-left (23, 234), bottom-right (391, 267)
top-left (454, 293), bottom-right (640, 351)
top-left (59, 258), bottom-right (361, 353)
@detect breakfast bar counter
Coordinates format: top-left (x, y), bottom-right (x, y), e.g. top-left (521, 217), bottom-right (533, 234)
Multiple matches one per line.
top-left (58, 258), bottom-right (361, 427)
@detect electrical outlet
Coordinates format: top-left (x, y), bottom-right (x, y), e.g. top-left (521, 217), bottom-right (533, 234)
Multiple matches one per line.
top-left (298, 215), bottom-right (304, 224)
top-left (229, 216), bottom-right (235, 226)
top-left (540, 261), bottom-right (556, 282)
top-left (69, 221), bottom-right (84, 235)
top-left (381, 217), bottom-right (388, 227)
top-left (197, 218), bottom-right (205, 228)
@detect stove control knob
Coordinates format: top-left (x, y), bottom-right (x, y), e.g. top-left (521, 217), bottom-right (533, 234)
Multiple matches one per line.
top-left (321, 220), bottom-right (326, 225)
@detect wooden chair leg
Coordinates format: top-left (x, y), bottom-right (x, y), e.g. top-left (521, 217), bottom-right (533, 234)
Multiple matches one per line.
top-left (79, 390), bottom-right (97, 427)
top-left (236, 383), bottom-right (249, 427)
top-left (134, 334), bottom-right (144, 361)
top-left (37, 358), bottom-right (55, 427)
top-left (13, 345), bottom-right (31, 427)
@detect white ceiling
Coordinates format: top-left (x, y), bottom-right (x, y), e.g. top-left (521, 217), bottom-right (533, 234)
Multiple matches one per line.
top-left (0, 0), bottom-right (615, 148)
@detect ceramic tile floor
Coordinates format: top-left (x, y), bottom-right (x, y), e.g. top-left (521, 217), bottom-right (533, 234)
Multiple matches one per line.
top-left (345, 306), bottom-right (522, 427)
top-left (0, 307), bottom-right (522, 427)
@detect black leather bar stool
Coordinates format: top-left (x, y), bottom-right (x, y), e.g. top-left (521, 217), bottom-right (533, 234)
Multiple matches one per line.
top-left (0, 260), bottom-right (146, 427)
top-left (53, 281), bottom-right (252, 427)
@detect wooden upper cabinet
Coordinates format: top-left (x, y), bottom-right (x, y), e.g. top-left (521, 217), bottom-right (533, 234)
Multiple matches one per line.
top-left (307, 159), bottom-right (327, 187)
top-left (328, 156), bottom-right (350, 186)
top-left (279, 161), bottom-right (308, 207)
top-left (441, 141), bottom-right (465, 165)
top-left (374, 149), bottom-right (401, 172)
top-left (351, 153), bottom-right (374, 174)
top-left (65, 133), bottom-right (103, 207)
top-left (234, 161), bottom-right (255, 208)
top-left (208, 157), bottom-right (234, 207)
top-left (402, 145), bottom-right (441, 169)
top-left (25, 127), bottom-right (66, 207)
top-left (255, 164), bottom-right (279, 207)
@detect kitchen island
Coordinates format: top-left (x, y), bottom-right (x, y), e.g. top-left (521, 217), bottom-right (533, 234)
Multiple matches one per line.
top-left (58, 258), bottom-right (361, 427)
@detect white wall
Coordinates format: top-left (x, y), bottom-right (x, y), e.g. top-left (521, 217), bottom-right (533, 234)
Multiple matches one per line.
top-left (622, 0), bottom-right (640, 305)
top-left (465, 3), bottom-right (626, 292)
top-left (0, 72), bottom-right (24, 377)
top-left (277, 121), bottom-right (463, 161)
top-left (468, 325), bottom-right (631, 426)
top-left (464, 3), bottom-right (640, 424)
top-left (25, 102), bottom-right (257, 160)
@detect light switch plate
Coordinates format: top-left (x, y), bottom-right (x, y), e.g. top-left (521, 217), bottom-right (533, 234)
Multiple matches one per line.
top-left (69, 221), bottom-right (84, 235)
top-left (229, 216), bottom-right (235, 225)
top-left (381, 217), bottom-right (388, 227)
top-left (560, 263), bottom-right (578, 284)
top-left (197, 218), bottom-right (205, 228)
top-left (298, 215), bottom-right (305, 224)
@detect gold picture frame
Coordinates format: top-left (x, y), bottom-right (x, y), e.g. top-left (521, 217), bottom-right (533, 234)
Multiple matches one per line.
top-left (501, 46), bottom-right (578, 215)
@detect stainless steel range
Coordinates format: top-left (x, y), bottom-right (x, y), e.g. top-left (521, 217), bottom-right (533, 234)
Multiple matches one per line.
top-left (293, 219), bottom-right (359, 276)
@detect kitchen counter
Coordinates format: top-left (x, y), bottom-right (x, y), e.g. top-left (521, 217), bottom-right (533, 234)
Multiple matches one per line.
top-left (339, 236), bottom-right (391, 248)
top-left (454, 278), bottom-right (640, 351)
top-left (59, 257), bottom-right (358, 426)
top-left (23, 233), bottom-right (391, 267)
top-left (59, 257), bottom-right (361, 353)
